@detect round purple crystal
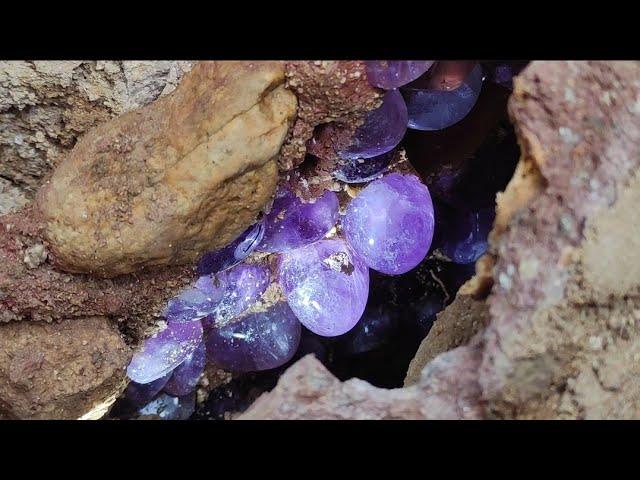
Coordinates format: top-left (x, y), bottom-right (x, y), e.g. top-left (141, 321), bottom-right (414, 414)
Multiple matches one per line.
top-left (163, 340), bottom-right (206, 396)
top-left (343, 173), bottom-right (435, 275)
top-left (259, 187), bottom-right (339, 253)
top-left (402, 61), bottom-right (483, 131)
top-left (196, 220), bottom-right (264, 276)
top-left (138, 392), bottom-right (195, 420)
top-left (125, 373), bottom-right (171, 406)
top-left (365, 61), bottom-right (434, 89)
top-left (278, 238), bottom-right (369, 337)
top-left (126, 321), bottom-right (203, 384)
top-left (334, 303), bottom-right (397, 355)
top-left (198, 263), bottom-right (270, 328)
top-left (205, 301), bottom-right (302, 372)
top-left (332, 150), bottom-right (394, 184)
top-left (338, 89), bottom-right (408, 161)
top-left (440, 207), bottom-right (494, 264)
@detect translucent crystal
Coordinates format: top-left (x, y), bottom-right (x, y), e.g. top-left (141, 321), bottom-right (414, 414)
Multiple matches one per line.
top-left (338, 89), bottom-right (408, 160)
top-left (197, 220), bottom-right (265, 275)
top-left (163, 340), bottom-right (206, 396)
top-left (402, 61), bottom-right (483, 131)
top-left (332, 150), bottom-right (394, 184)
top-left (365, 61), bottom-right (435, 89)
top-left (197, 263), bottom-right (270, 328)
top-left (342, 173), bottom-right (435, 275)
top-left (278, 238), bottom-right (370, 337)
top-left (259, 188), bottom-right (339, 253)
top-left (126, 321), bottom-right (203, 384)
top-left (205, 301), bottom-right (302, 372)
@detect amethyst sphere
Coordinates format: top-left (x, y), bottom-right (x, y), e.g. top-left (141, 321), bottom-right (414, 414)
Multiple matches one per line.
top-left (126, 321), bottom-right (203, 384)
top-left (440, 207), bottom-right (494, 264)
top-left (205, 301), bottom-right (302, 372)
top-left (259, 187), bottom-right (339, 253)
top-left (343, 173), bottom-right (435, 275)
top-left (402, 61), bottom-right (483, 131)
top-left (197, 263), bottom-right (270, 328)
top-left (365, 61), bottom-right (434, 89)
top-left (278, 238), bottom-right (370, 337)
top-left (338, 89), bottom-right (408, 160)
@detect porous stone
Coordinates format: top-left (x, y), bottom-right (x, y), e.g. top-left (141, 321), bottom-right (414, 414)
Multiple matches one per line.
top-left (0, 317), bottom-right (130, 419)
top-left (0, 61), bottom-right (194, 196)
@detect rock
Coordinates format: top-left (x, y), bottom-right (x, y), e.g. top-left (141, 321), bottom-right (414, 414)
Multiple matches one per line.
top-left (480, 61), bottom-right (640, 418)
top-left (280, 61), bottom-right (382, 171)
top-left (37, 61), bottom-right (297, 277)
top-left (0, 178), bottom-right (29, 215)
top-left (0, 317), bottom-right (130, 419)
top-left (404, 293), bottom-right (490, 387)
top-left (0, 61), bottom-right (194, 196)
top-left (239, 349), bottom-right (483, 420)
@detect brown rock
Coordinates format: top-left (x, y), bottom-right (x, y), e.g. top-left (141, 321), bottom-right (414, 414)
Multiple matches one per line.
top-left (37, 61), bottom-right (297, 277)
top-left (0, 316), bottom-right (130, 419)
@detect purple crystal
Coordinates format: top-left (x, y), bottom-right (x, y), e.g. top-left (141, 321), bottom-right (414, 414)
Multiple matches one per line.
top-left (440, 207), bottom-right (494, 264)
top-left (205, 301), bottom-right (302, 372)
top-left (164, 286), bottom-right (222, 323)
top-left (402, 61), bottom-right (483, 131)
top-left (343, 173), bottom-right (435, 275)
top-left (332, 150), bottom-right (394, 184)
top-left (125, 373), bottom-right (171, 406)
top-left (126, 321), bottom-right (203, 384)
top-left (365, 61), bottom-right (434, 89)
top-left (196, 220), bottom-right (265, 276)
top-left (338, 89), bottom-right (408, 160)
top-left (138, 392), bottom-right (195, 420)
top-left (198, 263), bottom-right (270, 328)
top-left (487, 61), bottom-right (528, 90)
top-left (163, 340), bottom-right (206, 396)
top-left (335, 304), bottom-right (397, 355)
top-left (259, 187), bottom-right (339, 253)
top-left (278, 238), bottom-right (369, 337)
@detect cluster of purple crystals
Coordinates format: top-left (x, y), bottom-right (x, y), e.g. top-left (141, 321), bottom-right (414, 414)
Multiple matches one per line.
top-left (124, 60), bottom-right (518, 418)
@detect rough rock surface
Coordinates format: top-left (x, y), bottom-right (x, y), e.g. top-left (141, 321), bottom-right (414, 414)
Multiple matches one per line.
top-left (0, 316), bottom-right (130, 419)
top-left (239, 350), bottom-right (483, 420)
top-left (38, 61), bottom-right (296, 277)
top-left (0, 205), bottom-right (194, 326)
top-left (280, 61), bottom-right (382, 171)
top-left (480, 61), bottom-right (640, 419)
top-left (404, 293), bottom-right (490, 387)
top-left (0, 61), bottom-right (194, 198)
top-left (0, 177), bottom-right (28, 215)
top-left (243, 61), bottom-right (640, 420)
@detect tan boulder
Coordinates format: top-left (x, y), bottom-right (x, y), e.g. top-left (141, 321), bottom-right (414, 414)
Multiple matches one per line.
top-left (38, 61), bottom-right (297, 277)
